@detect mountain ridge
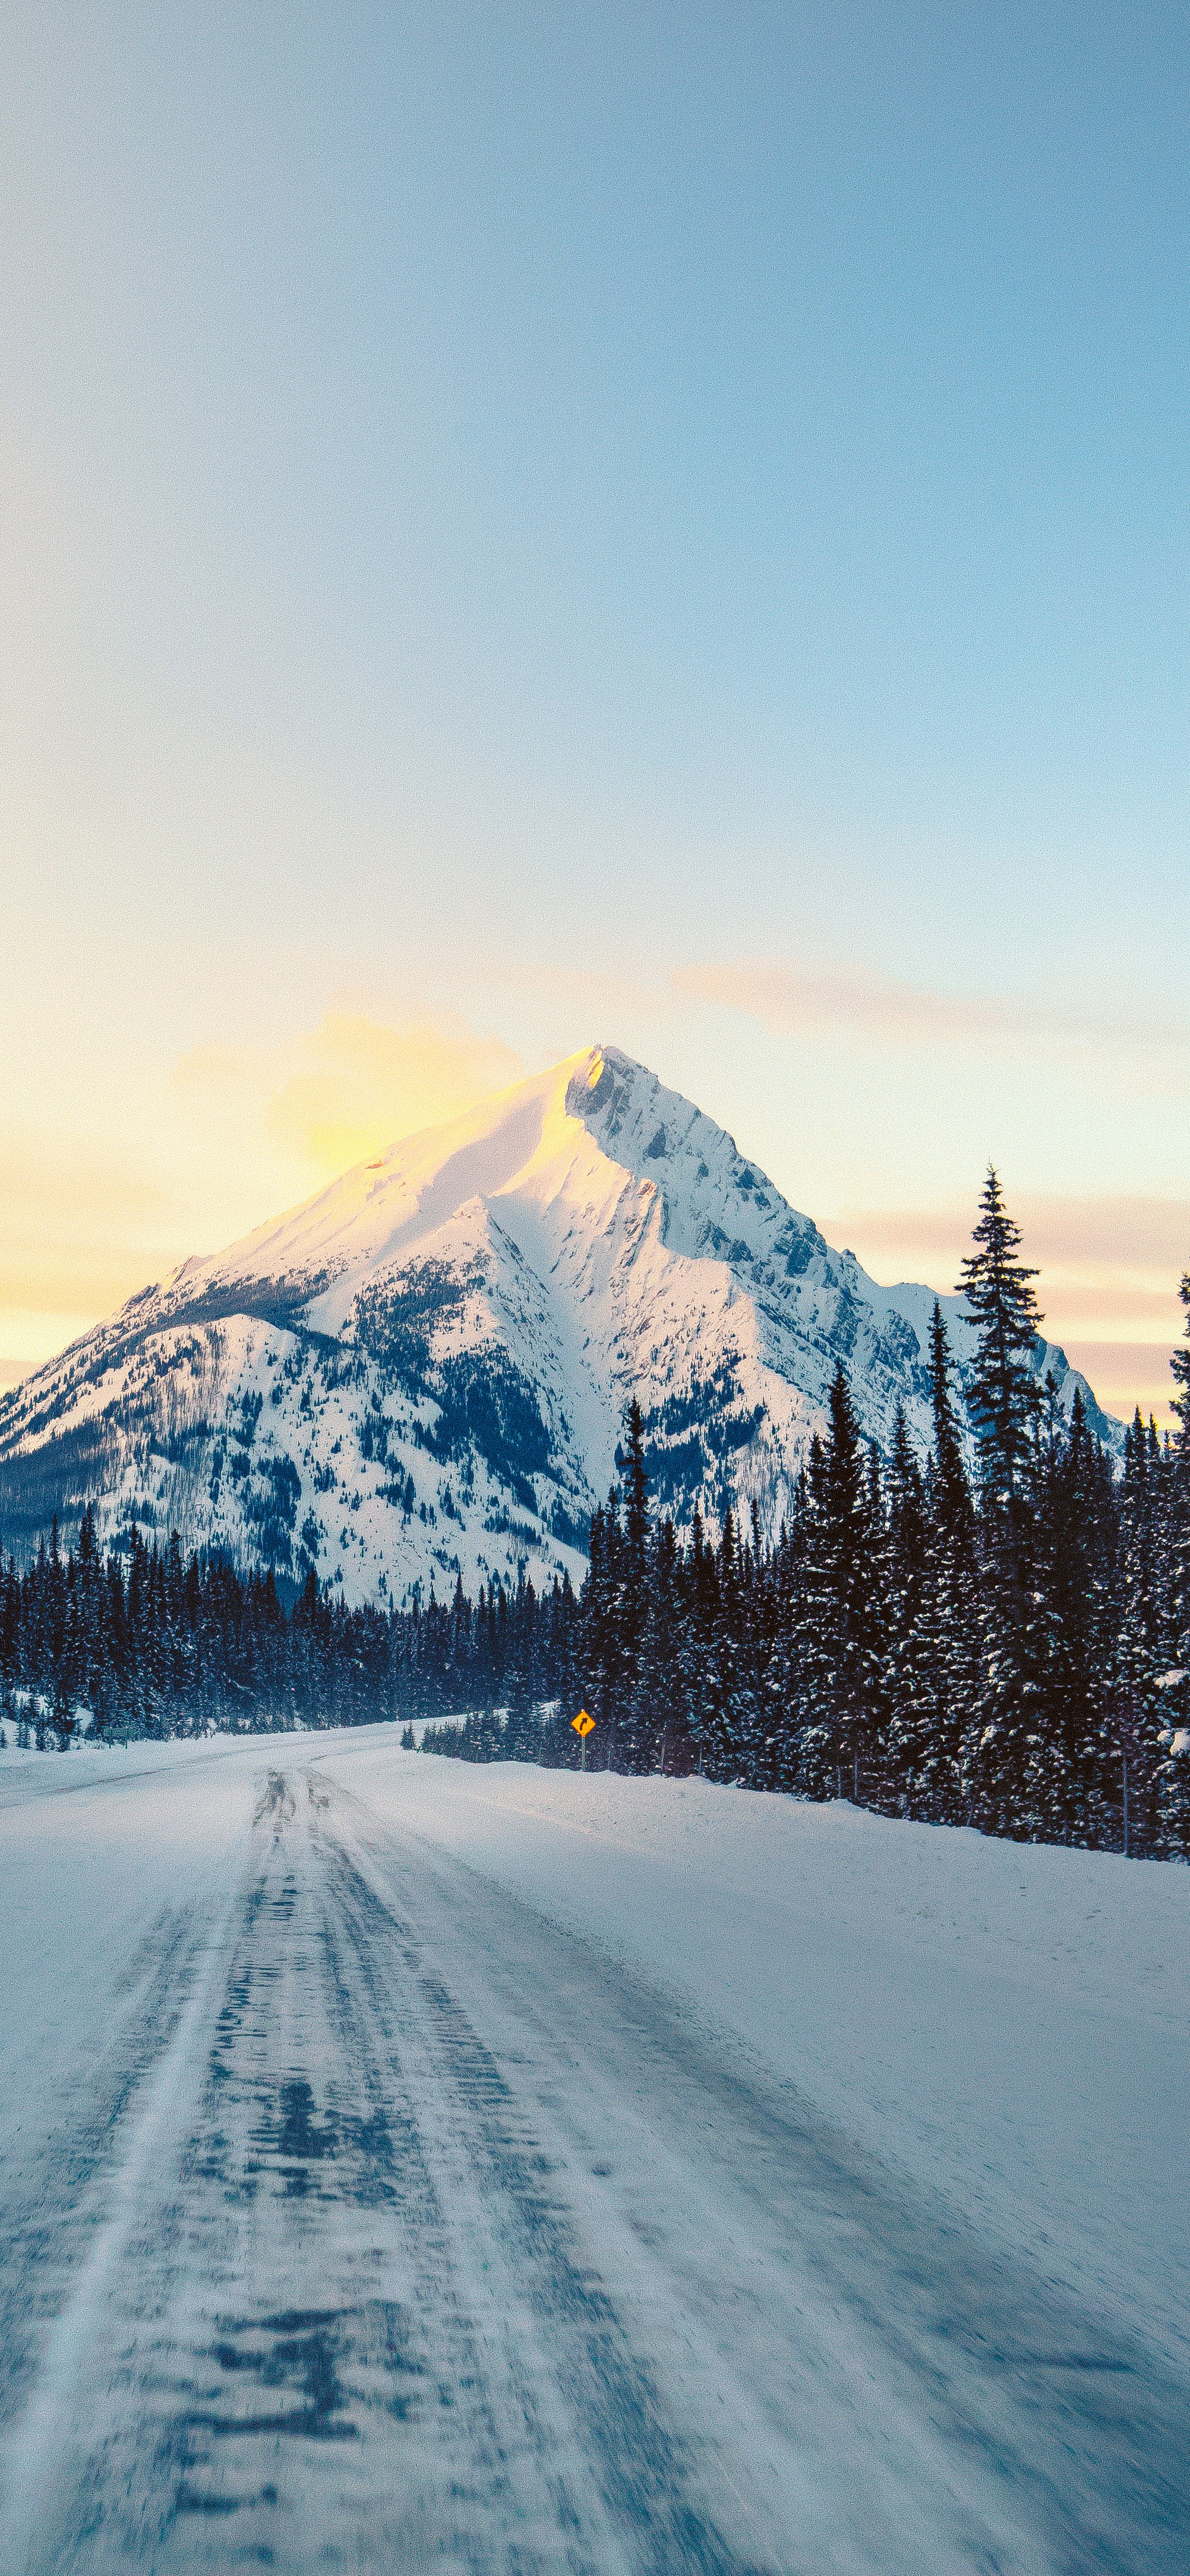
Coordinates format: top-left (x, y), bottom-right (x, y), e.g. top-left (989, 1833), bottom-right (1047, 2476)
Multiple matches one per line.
top-left (0, 1044), bottom-right (1118, 1600)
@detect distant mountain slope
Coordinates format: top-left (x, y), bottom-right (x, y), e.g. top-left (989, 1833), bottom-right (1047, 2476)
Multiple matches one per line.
top-left (0, 1045), bottom-right (1118, 1602)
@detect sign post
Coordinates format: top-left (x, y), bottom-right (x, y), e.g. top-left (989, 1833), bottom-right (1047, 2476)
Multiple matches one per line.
top-left (571, 1707), bottom-right (595, 1771)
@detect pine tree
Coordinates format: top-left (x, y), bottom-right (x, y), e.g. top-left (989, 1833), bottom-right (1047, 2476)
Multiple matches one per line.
top-left (682, 1505), bottom-right (719, 1777)
top-left (1156, 1284), bottom-right (1190, 1850)
top-left (958, 1170), bottom-right (1044, 1505)
top-left (1113, 1416), bottom-right (1173, 1854)
top-left (883, 1406), bottom-right (932, 1814)
top-left (798, 1368), bottom-right (881, 1800)
top-left (928, 1301), bottom-right (967, 1511)
top-left (617, 1399), bottom-right (652, 1766)
top-left (698, 1511), bottom-right (741, 1782)
top-left (630, 1519), bottom-right (681, 1772)
top-left (1172, 1273), bottom-right (1190, 1453)
top-left (1170, 1279), bottom-right (1190, 1694)
top-left (958, 1175), bottom-right (1050, 1834)
top-left (917, 1307), bottom-right (984, 1823)
top-left (1022, 1385), bottom-right (1115, 1845)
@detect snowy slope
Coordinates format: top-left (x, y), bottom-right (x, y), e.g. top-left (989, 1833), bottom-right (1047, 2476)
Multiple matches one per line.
top-left (0, 1046), bottom-right (1117, 1602)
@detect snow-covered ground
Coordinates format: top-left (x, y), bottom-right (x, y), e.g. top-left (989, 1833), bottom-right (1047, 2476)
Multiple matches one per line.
top-left (0, 1728), bottom-right (1186, 2571)
top-left (342, 1746), bottom-right (1190, 2364)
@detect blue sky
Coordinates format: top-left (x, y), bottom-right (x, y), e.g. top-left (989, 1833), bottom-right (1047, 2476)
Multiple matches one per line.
top-left (1, 2), bottom-right (1187, 1415)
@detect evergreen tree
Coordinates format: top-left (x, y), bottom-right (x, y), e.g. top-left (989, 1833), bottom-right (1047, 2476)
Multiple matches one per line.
top-left (1172, 1273), bottom-right (1190, 1453)
top-left (958, 1169), bottom-right (1044, 1504)
top-left (617, 1399), bottom-right (652, 1766)
top-left (883, 1406), bottom-right (933, 1814)
top-left (1170, 1278), bottom-right (1190, 1694)
top-left (1114, 1415), bottom-right (1173, 1854)
top-left (798, 1369), bottom-right (881, 1800)
top-left (1157, 1284), bottom-right (1190, 1849)
top-left (958, 1173), bottom-right (1047, 1834)
top-left (630, 1519), bottom-right (681, 1773)
top-left (918, 1309), bottom-right (984, 1823)
top-left (1024, 1385), bottom-right (1114, 1845)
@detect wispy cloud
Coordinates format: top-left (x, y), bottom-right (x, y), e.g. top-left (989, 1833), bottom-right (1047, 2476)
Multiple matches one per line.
top-left (828, 1195), bottom-right (1190, 1281)
top-left (1063, 1343), bottom-right (1186, 1429)
top-left (674, 960), bottom-right (1189, 1083)
top-left (178, 1011), bottom-right (523, 1174)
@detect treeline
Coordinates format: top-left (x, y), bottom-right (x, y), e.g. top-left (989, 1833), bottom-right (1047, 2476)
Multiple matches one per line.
top-left (415, 1177), bottom-right (1190, 1861)
top-left (2, 1174), bottom-right (1188, 1863)
top-left (0, 1521), bottom-right (397, 1741)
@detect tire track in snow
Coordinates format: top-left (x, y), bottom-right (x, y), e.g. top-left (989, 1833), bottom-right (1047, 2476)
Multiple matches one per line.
top-left (325, 1773), bottom-right (1190, 2576)
top-left (5, 1767), bottom-right (767, 2573)
top-left (4, 1761), bottom-right (1188, 2572)
top-left (0, 1898), bottom-right (206, 2430)
top-left (315, 1811), bottom-right (771, 2575)
top-left (0, 1877), bottom-right (243, 2575)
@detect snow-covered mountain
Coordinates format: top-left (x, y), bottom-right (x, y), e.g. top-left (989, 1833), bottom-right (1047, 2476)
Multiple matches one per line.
top-left (0, 1046), bottom-right (1118, 1602)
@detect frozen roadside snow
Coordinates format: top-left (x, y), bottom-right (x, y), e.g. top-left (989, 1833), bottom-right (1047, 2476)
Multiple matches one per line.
top-left (344, 1750), bottom-right (1189, 2021)
top-left (323, 1740), bottom-right (1190, 2373)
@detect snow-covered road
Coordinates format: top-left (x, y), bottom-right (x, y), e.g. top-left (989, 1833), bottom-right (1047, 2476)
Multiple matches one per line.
top-left (0, 1737), bottom-right (1186, 2572)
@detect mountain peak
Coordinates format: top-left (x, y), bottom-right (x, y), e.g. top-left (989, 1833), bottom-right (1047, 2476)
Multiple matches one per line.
top-left (0, 1046), bottom-right (1118, 1597)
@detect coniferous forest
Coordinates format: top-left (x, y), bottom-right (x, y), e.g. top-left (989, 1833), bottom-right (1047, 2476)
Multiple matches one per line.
top-left (3, 1175), bottom-right (1188, 1861)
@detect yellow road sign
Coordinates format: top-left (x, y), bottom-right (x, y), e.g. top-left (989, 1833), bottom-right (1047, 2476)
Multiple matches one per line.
top-left (572, 1709), bottom-right (595, 1737)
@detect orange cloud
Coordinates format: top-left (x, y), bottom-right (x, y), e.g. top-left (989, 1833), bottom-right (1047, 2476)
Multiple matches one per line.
top-left (0, 1015), bottom-right (526, 1385)
top-left (178, 1011), bottom-right (523, 1174)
